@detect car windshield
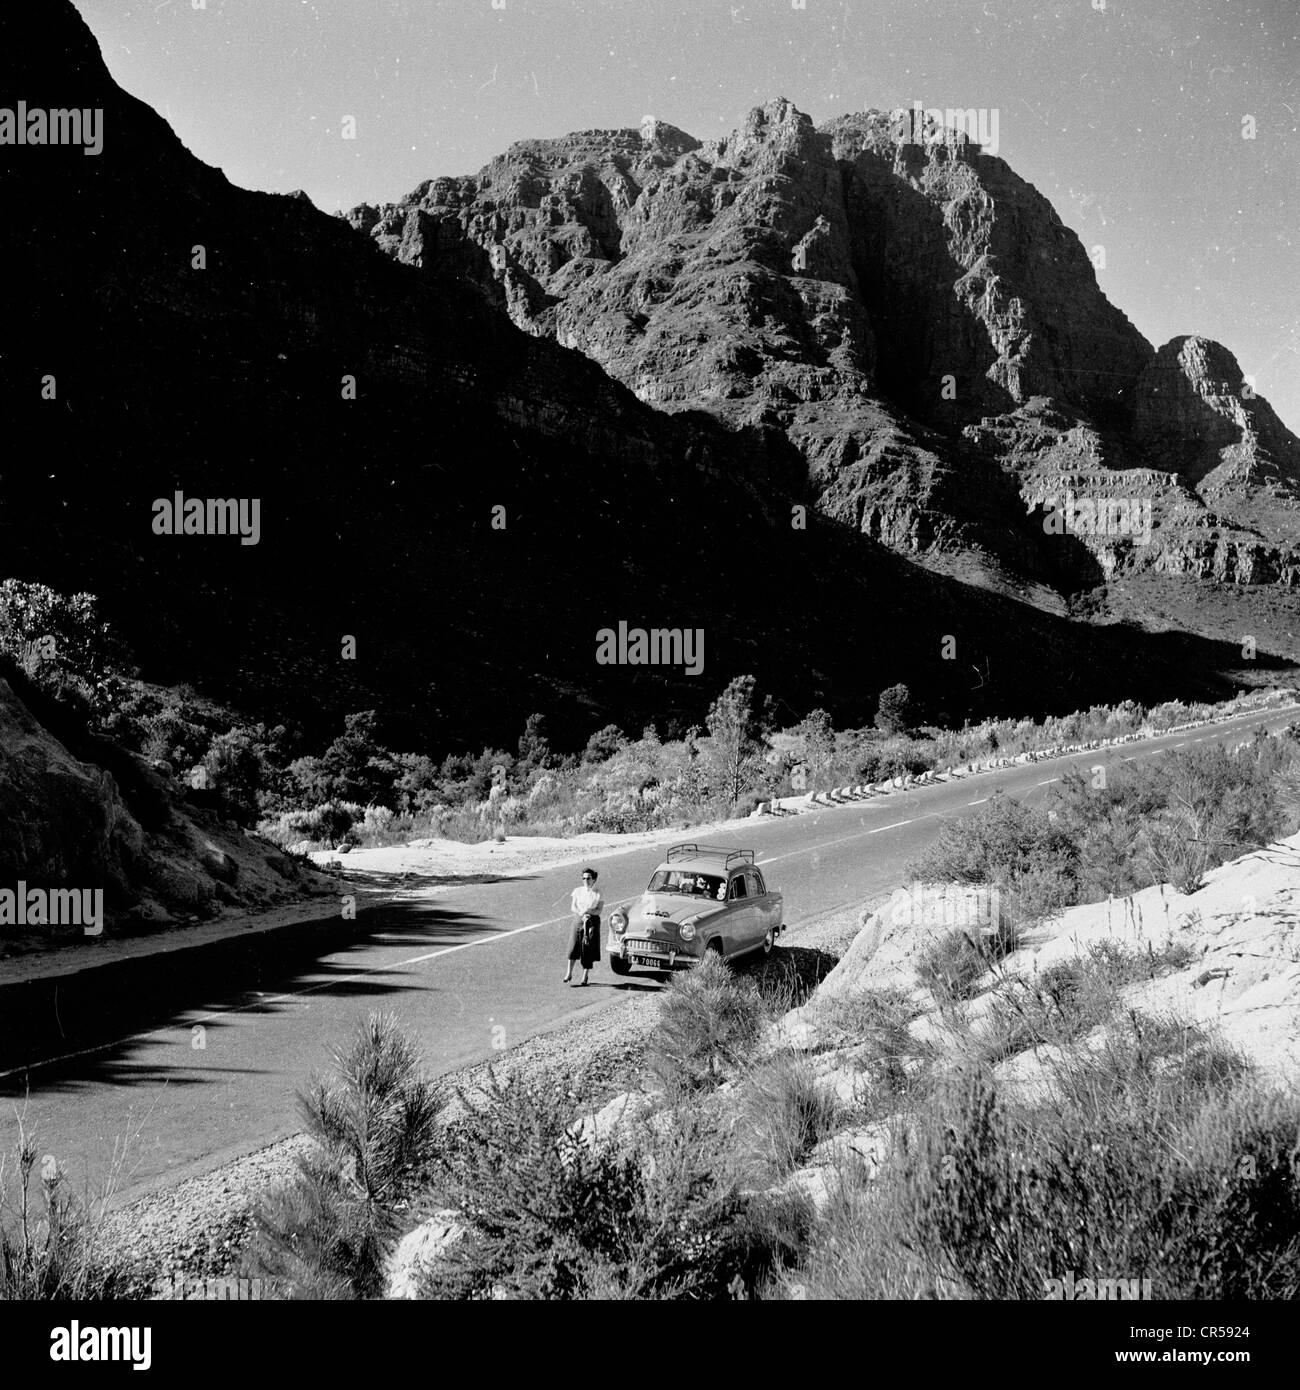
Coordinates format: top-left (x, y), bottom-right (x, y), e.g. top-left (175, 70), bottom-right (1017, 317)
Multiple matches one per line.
top-left (647, 868), bottom-right (725, 899)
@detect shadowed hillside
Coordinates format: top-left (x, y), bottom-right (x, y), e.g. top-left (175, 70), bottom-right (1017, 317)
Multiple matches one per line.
top-left (0, 5), bottom-right (1291, 760)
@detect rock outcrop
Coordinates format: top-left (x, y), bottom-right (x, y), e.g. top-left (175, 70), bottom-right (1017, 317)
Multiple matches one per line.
top-left (351, 99), bottom-right (1300, 614)
top-left (385, 1210), bottom-right (466, 1300)
top-left (0, 679), bottom-right (326, 943)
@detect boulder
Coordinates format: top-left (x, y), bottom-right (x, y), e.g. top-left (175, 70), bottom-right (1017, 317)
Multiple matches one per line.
top-left (806, 1122), bottom-right (892, 1180)
top-left (385, 1210), bottom-right (466, 1299)
top-left (568, 1090), bottom-right (660, 1150)
top-left (199, 844), bottom-right (239, 885)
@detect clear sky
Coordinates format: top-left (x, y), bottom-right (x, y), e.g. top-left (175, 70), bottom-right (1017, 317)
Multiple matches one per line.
top-left (74, 0), bottom-right (1299, 431)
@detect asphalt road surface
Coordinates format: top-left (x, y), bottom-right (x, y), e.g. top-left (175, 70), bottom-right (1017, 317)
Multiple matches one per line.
top-left (2, 704), bottom-right (1295, 1204)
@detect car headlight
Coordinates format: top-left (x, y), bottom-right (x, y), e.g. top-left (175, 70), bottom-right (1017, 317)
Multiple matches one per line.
top-left (679, 919), bottom-right (696, 941)
top-left (610, 910), bottom-right (627, 933)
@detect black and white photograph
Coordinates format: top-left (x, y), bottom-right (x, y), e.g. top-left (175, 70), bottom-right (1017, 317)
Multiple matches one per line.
top-left (0, 0), bottom-right (1297, 1358)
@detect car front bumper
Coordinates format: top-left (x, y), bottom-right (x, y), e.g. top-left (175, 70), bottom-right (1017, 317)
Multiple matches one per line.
top-left (608, 932), bottom-right (702, 968)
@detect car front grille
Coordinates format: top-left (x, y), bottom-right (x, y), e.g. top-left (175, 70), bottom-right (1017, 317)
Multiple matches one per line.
top-left (624, 938), bottom-right (671, 954)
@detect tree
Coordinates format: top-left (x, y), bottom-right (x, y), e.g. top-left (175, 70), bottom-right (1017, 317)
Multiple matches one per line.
top-left (795, 708), bottom-right (835, 787)
top-left (288, 755), bottom-right (333, 805)
top-left (517, 713), bottom-right (552, 776)
top-left (582, 724), bottom-right (626, 763)
top-left (875, 683), bottom-right (915, 735)
top-left (291, 710), bottom-right (395, 805)
top-left (201, 727), bottom-right (266, 820)
top-left (0, 579), bottom-right (123, 716)
top-left (392, 752), bottom-right (441, 814)
top-left (468, 748), bottom-right (514, 801)
top-left (704, 675), bottom-right (765, 808)
top-left (0, 580), bottom-right (118, 686)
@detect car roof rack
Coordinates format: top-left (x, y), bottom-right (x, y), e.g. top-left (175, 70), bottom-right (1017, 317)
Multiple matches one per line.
top-left (665, 844), bottom-right (755, 869)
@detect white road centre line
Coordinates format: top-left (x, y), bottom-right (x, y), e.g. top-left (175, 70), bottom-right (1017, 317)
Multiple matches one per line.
top-left (18, 801), bottom-right (957, 1075)
top-left (10, 708), bottom-right (1291, 1079)
top-left (0, 912), bottom-right (579, 1079)
top-left (756, 810), bottom-right (944, 866)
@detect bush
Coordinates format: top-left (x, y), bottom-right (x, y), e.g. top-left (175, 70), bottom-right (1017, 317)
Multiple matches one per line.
top-left (823, 989), bottom-right (922, 1098)
top-left (646, 954), bottom-right (765, 1094)
top-left (273, 800), bottom-right (364, 846)
top-left (244, 1013), bottom-right (439, 1298)
top-left (362, 804), bottom-right (395, 837)
top-left (917, 922), bottom-right (1021, 1005)
top-left (285, 712), bottom-right (397, 807)
top-left (243, 1163), bottom-right (374, 1301)
top-left (908, 793), bottom-right (1078, 925)
top-left (1050, 742), bottom-right (1296, 900)
top-left (738, 1055), bottom-right (841, 1182)
top-left (774, 1170), bottom-right (942, 1300)
top-left (423, 1072), bottom-right (789, 1300)
top-left (848, 734), bottom-right (933, 784)
top-left (981, 940), bottom-right (1196, 1063)
top-left (893, 1020), bottom-right (1297, 1299)
top-left (1073, 805), bottom-right (1147, 899)
top-left (910, 793), bottom-right (1077, 891)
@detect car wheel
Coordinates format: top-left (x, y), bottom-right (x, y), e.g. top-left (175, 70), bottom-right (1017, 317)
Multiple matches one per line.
top-left (760, 929), bottom-right (775, 956)
top-left (610, 955), bottom-right (631, 976)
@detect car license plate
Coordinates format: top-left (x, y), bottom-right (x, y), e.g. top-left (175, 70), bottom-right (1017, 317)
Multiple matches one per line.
top-left (632, 952), bottom-right (668, 965)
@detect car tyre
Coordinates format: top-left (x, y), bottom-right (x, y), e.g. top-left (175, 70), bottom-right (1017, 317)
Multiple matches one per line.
top-left (761, 928), bottom-right (775, 956)
top-left (610, 955), bottom-right (632, 977)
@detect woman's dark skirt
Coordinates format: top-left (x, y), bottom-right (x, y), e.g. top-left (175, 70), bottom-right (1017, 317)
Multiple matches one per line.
top-left (568, 914), bottom-right (601, 968)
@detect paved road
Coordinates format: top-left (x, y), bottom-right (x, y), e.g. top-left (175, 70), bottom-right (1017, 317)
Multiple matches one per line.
top-left (1, 705), bottom-right (1294, 1203)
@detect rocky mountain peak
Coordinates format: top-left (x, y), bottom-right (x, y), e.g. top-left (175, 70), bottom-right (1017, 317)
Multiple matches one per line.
top-left (342, 98), bottom-right (1300, 614)
top-left (1133, 334), bottom-right (1300, 505)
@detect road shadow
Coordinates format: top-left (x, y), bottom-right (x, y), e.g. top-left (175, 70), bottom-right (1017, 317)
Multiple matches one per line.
top-left (595, 944), bottom-right (843, 998)
top-left (0, 898), bottom-right (491, 1085)
top-left (740, 945), bottom-right (841, 1007)
top-left (329, 868), bottom-right (540, 892)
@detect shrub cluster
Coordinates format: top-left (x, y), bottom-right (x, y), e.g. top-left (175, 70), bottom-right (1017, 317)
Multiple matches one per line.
top-left (646, 952), bottom-right (765, 1095)
top-left (907, 733), bottom-right (1300, 928)
top-left (422, 1070), bottom-right (807, 1300)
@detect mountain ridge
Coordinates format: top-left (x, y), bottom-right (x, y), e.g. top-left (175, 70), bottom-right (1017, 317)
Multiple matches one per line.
top-left (0, 6), bottom-right (1292, 758)
top-left (346, 96), bottom-right (1300, 606)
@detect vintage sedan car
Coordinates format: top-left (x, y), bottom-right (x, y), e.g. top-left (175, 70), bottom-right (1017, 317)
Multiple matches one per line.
top-left (607, 843), bottom-right (785, 976)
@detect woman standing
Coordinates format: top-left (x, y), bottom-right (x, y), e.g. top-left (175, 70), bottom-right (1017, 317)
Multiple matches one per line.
top-left (564, 867), bottom-right (603, 986)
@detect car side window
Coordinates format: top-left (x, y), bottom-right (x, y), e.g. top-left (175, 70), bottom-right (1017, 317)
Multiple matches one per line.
top-left (748, 870), bottom-right (765, 896)
top-left (729, 874), bottom-right (747, 900)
